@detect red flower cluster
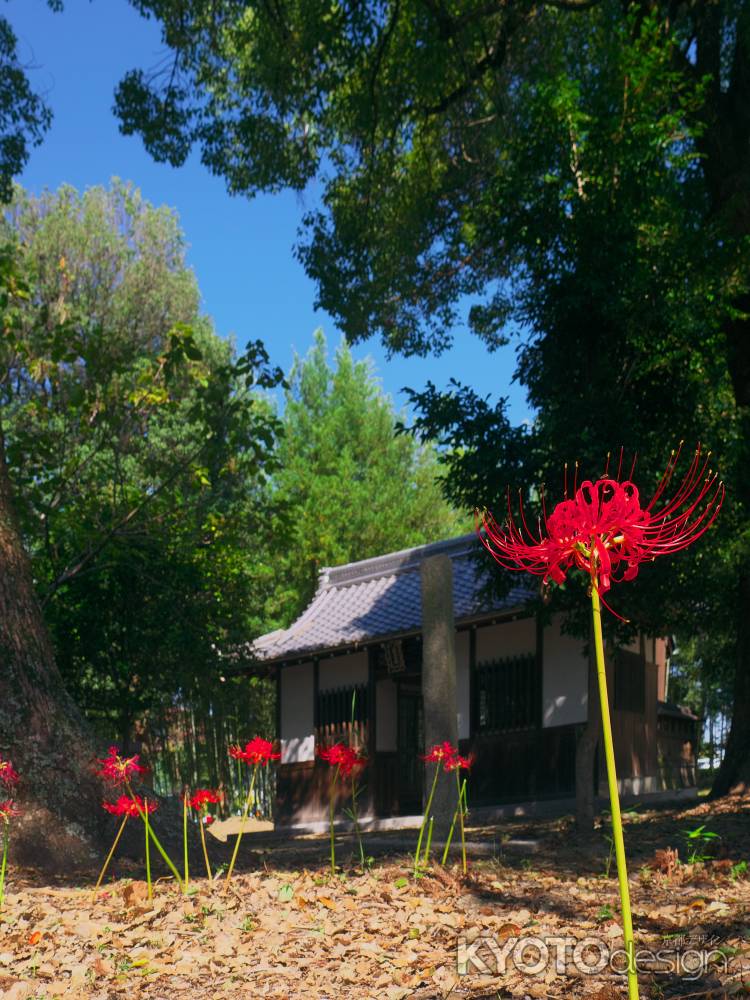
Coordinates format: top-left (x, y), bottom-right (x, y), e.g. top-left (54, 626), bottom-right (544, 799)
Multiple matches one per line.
top-left (189, 789), bottom-right (221, 812)
top-left (102, 794), bottom-right (158, 818)
top-left (422, 741), bottom-right (458, 764)
top-left (229, 737), bottom-right (280, 766)
top-left (444, 753), bottom-right (475, 773)
top-left (477, 444), bottom-right (724, 610)
top-left (0, 800), bottom-right (20, 823)
top-left (318, 743), bottom-right (367, 778)
top-left (423, 742), bottom-right (472, 772)
top-left (0, 758), bottom-right (19, 788)
top-left (96, 746), bottom-right (148, 785)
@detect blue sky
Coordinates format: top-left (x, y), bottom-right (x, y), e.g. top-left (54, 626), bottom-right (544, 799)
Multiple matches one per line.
top-left (7, 0), bottom-right (531, 424)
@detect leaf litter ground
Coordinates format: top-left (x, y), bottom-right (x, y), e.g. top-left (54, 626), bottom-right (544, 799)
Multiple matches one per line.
top-left (1, 792), bottom-right (749, 1000)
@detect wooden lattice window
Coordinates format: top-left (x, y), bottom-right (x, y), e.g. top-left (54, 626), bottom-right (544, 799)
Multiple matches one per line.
top-left (317, 683), bottom-right (369, 746)
top-left (476, 653), bottom-right (540, 733)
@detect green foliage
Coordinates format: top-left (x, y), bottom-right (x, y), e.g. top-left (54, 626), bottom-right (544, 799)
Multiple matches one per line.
top-left (113, 4), bottom-right (747, 644)
top-left (270, 330), bottom-right (467, 623)
top-left (682, 825), bottom-right (720, 864)
top-left (0, 8), bottom-right (62, 202)
top-left (0, 182), bottom-right (284, 755)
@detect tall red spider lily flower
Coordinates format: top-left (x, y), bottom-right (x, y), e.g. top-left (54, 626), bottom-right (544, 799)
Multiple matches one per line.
top-left (0, 759), bottom-right (19, 788)
top-left (443, 753), bottom-right (474, 773)
top-left (102, 794), bottom-right (157, 818)
top-left (189, 789), bottom-right (221, 880)
top-left (414, 742), bottom-right (460, 877)
top-left (443, 754), bottom-right (474, 875)
top-left (476, 443), bottom-right (723, 1000)
top-left (0, 800), bottom-right (20, 822)
top-left (189, 789), bottom-right (221, 812)
top-left (0, 799), bottom-right (20, 910)
top-left (318, 743), bottom-right (367, 778)
top-left (422, 741), bottom-right (458, 764)
top-left (96, 795), bottom-right (158, 894)
top-left (95, 750), bottom-right (182, 891)
top-left (229, 738), bottom-right (281, 766)
top-left (318, 744), bottom-right (368, 874)
top-left (225, 737), bottom-right (280, 887)
top-left (96, 746), bottom-right (148, 785)
top-left (477, 443), bottom-right (724, 615)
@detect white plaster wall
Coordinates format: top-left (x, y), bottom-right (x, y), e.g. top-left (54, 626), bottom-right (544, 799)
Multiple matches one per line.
top-left (456, 631), bottom-right (470, 739)
top-left (280, 661), bottom-right (315, 763)
top-left (475, 618), bottom-right (536, 663)
top-left (542, 618), bottom-right (588, 728)
top-left (376, 678), bottom-right (398, 752)
top-left (318, 651), bottom-right (369, 691)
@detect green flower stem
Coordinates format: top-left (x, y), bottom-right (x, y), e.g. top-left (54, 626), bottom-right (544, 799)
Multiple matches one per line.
top-left (350, 773), bottom-right (365, 868)
top-left (441, 779), bottom-right (467, 867)
top-left (456, 768), bottom-right (467, 875)
top-left (183, 792), bottom-right (189, 894)
top-left (125, 784), bottom-right (184, 890)
top-left (422, 816), bottom-right (434, 868)
top-left (94, 815), bottom-right (128, 892)
top-left (328, 766), bottom-right (339, 876)
top-left (414, 762), bottom-right (441, 877)
top-left (591, 585), bottom-right (639, 1000)
top-left (0, 822), bottom-right (8, 912)
top-left (199, 815), bottom-right (213, 880)
top-left (144, 797), bottom-right (152, 900)
top-left (225, 764), bottom-right (259, 887)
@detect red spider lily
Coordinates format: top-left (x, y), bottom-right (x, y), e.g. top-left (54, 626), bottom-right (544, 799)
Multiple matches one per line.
top-left (477, 444), bottom-right (724, 614)
top-left (102, 794), bottom-right (158, 818)
top-left (189, 789), bottom-right (221, 812)
top-left (318, 743), bottom-right (367, 778)
top-left (96, 746), bottom-right (148, 785)
top-left (0, 759), bottom-right (19, 788)
top-left (443, 753), bottom-right (475, 773)
top-left (422, 741), bottom-right (458, 764)
top-left (0, 800), bottom-right (20, 822)
top-left (229, 737), bottom-right (280, 766)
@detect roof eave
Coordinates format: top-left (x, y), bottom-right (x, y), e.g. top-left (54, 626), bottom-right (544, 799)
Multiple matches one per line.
top-left (232, 602), bottom-right (534, 673)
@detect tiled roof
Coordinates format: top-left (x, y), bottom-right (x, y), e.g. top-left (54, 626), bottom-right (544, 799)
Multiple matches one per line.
top-left (249, 534), bottom-right (533, 664)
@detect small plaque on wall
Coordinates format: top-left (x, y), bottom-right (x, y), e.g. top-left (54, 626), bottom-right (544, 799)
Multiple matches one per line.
top-left (384, 640), bottom-right (406, 675)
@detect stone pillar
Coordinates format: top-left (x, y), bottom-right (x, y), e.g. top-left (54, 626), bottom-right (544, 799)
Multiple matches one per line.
top-left (420, 553), bottom-right (458, 838)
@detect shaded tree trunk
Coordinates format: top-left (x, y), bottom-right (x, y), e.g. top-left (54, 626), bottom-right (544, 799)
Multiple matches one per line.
top-left (0, 422), bottom-right (103, 866)
top-left (690, 4), bottom-right (750, 797)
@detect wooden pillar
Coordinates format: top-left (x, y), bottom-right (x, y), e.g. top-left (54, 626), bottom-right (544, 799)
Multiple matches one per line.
top-left (420, 553), bottom-right (458, 836)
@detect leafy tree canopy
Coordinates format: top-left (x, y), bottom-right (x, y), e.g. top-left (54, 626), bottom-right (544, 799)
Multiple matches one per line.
top-left (115, 2), bottom-right (749, 356)
top-left (0, 181), bottom-right (284, 742)
top-left (271, 330), bottom-right (467, 622)
top-left (0, 2), bottom-right (63, 201)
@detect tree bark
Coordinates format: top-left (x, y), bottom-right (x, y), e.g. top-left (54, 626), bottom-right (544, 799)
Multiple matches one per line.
top-left (688, 4), bottom-right (750, 798)
top-left (0, 421), bottom-right (104, 867)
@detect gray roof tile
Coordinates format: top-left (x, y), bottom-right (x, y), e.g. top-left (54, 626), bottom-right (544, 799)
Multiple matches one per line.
top-left (250, 533), bottom-right (533, 663)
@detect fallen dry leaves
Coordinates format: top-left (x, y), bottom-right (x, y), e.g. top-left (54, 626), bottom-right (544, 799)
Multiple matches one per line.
top-left (0, 799), bottom-right (749, 999)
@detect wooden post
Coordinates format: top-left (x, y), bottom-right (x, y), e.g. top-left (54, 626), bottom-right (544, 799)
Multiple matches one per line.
top-left (420, 554), bottom-right (458, 841)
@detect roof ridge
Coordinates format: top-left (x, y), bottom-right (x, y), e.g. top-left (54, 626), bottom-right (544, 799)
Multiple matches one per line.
top-left (321, 532), bottom-right (479, 589)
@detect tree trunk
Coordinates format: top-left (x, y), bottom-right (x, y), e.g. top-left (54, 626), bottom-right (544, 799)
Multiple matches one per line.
top-left (692, 1), bottom-right (750, 796)
top-left (0, 421), bottom-right (104, 867)
top-left (711, 298), bottom-right (750, 795)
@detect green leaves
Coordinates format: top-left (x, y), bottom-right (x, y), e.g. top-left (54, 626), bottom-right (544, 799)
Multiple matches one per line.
top-left (0, 183), bottom-right (283, 752)
top-left (270, 330), bottom-right (466, 625)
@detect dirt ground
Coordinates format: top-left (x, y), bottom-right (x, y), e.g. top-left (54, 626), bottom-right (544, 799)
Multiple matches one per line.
top-left (1, 792), bottom-right (749, 999)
